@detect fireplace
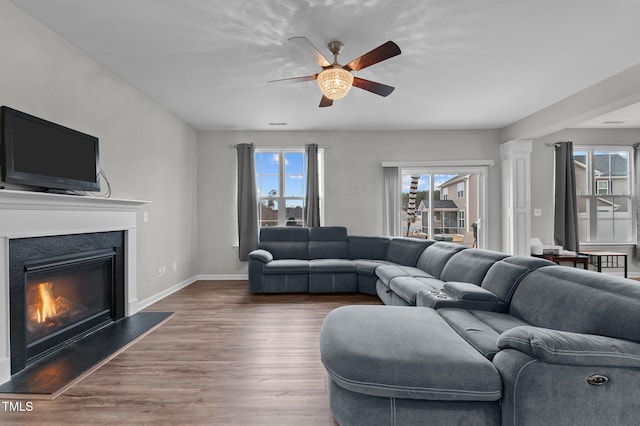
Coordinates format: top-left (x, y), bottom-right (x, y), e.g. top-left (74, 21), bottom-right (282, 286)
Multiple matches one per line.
top-left (9, 232), bottom-right (125, 374)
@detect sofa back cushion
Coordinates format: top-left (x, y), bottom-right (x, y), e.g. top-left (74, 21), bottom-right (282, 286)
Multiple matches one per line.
top-left (416, 242), bottom-right (466, 278)
top-left (440, 249), bottom-right (508, 284)
top-left (481, 256), bottom-right (555, 302)
top-left (385, 238), bottom-right (434, 266)
top-left (308, 226), bottom-right (348, 259)
top-left (259, 227), bottom-right (309, 260)
top-left (348, 236), bottom-right (390, 260)
top-left (511, 266), bottom-right (640, 343)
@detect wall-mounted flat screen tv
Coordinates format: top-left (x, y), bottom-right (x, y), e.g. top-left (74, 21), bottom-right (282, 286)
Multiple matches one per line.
top-left (1, 106), bottom-right (100, 193)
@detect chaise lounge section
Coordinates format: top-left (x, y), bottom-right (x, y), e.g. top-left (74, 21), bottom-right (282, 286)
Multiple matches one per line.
top-left (320, 263), bottom-right (640, 425)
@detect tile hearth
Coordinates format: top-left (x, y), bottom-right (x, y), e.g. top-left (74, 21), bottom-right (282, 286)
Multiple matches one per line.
top-left (0, 311), bottom-right (173, 399)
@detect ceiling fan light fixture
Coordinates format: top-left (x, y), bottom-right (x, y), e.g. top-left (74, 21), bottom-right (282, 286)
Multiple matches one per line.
top-left (317, 68), bottom-right (354, 100)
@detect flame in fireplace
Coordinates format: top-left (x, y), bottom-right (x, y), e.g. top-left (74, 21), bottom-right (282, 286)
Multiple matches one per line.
top-left (36, 282), bottom-right (57, 323)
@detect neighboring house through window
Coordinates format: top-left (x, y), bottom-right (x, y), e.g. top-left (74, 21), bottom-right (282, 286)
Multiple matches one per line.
top-left (255, 148), bottom-right (324, 227)
top-left (573, 147), bottom-right (634, 244)
top-left (386, 162), bottom-right (491, 247)
top-left (458, 210), bottom-right (465, 228)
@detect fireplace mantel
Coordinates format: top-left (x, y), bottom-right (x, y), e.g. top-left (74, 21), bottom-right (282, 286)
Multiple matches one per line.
top-left (0, 189), bottom-right (149, 384)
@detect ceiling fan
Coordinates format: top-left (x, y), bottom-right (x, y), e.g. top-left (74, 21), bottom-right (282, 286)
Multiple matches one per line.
top-left (269, 37), bottom-right (401, 107)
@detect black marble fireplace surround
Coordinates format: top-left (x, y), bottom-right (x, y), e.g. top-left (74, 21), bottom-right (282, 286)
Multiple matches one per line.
top-left (9, 231), bottom-right (125, 374)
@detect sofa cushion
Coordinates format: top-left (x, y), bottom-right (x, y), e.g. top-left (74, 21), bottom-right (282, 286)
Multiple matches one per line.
top-left (388, 276), bottom-right (446, 305)
top-left (259, 227), bottom-right (309, 259)
top-left (351, 259), bottom-right (391, 276)
top-left (510, 267), bottom-right (640, 343)
top-left (320, 306), bottom-right (503, 401)
top-left (310, 259), bottom-right (356, 273)
top-left (348, 236), bottom-right (390, 260)
top-left (440, 249), bottom-right (508, 284)
top-left (385, 238), bottom-right (433, 266)
top-left (262, 259), bottom-right (309, 274)
top-left (415, 242), bottom-right (467, 278)
top-left (438, 309), bottom-right (530, 360)
top-left (443, 282), bottom-right (499, 301)
top-left (375, 264), bottom-right (433, 286)
top-left (497, 326), bottom-right (640, 368)
top-left (308, 226), bottom-right (349, 259)
top-left (480, 256), bottom-right (555, 303)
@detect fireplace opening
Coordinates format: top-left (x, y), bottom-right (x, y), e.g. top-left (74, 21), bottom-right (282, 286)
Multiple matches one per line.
top-left (9, 232), bottom-right (125, 374)
top-left (25, 250), bottom-right (115, 363)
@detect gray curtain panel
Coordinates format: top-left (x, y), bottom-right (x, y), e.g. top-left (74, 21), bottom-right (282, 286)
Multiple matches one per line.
top-left (383, 166), bottom-right (400, 236)
top-left (236, 143), bottom-right (258, 261)
top-left (305, 143), bottom-right (320, 227)
top-left (553, 141), bottom-right (580, 252)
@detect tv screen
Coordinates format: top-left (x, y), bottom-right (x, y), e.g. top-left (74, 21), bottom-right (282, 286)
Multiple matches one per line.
top-left (1, 106), bottom-right (100, 192)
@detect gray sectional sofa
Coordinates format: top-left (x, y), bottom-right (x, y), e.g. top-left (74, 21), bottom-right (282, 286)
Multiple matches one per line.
top-left (248, 226), bottom-right (640, 425)
top-left (248, 226), bottom-right (432, 295)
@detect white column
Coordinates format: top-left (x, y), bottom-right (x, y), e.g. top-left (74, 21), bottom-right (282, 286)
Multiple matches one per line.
top-left (125, 229), bottom-right (139, 316)
top-left (500, 140), bottom-right (532, 255)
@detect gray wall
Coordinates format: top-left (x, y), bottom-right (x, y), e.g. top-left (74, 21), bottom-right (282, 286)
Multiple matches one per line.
top-left (196, 129), bottom-right (502, 276)
top-left (0, 1), bottom-right (199, 301)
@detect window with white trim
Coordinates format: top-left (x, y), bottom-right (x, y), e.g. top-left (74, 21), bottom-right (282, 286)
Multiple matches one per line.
top-left (574, 147), bottom-right (634, 243)
top-left (396, 165), bottom-right (488, 247)
top-left (255, 148), bottom-right (323, 227)
top-left (457, 182), bottom-right (464, 198)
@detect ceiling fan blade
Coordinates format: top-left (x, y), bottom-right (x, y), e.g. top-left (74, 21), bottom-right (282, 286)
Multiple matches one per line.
top-left (288, 36), bottom-right (332, 68)
top-left (319, 95), bottom-right (333, 108)
top-left (352, 77), bottom-right (395, 97)
top-left (345, 41), bottom-right (401, 71)
top-left (268, 75), bottom-right (317, 84)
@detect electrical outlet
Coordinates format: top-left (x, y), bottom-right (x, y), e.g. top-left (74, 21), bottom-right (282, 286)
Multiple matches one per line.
top-left (161, 266), bottom-right (166, 276)
top-left (534, 208), bottom-right (542, 217)
top-left (158, 267), bottom-right (163, 277)
top-left (173, 262), bottom-right (177, 272)
top-left (143, 211), bottom-right (149, 222)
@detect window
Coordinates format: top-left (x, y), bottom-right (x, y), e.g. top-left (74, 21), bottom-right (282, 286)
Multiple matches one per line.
top-left (574, 147), bottom-right (634, 243)
top-left (457, 182), bottom-right (464, 198)
top-left (397, 166), bottom-right (487, 247)
top-left (596, 180), bottom-right (609, 195)
top-left (255, 148), bottom-right (323, 227)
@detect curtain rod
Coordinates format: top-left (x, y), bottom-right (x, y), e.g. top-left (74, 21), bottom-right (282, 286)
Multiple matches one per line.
top-left (545, 141), bottom-right (573, 147)
top-left (229, 144), bottom-right (330, 149)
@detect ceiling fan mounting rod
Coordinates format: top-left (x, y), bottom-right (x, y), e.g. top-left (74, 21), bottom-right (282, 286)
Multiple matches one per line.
top-left (327, 40), bottom-right (344, 65)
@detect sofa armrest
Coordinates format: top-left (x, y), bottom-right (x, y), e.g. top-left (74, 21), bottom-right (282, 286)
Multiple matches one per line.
top-left (497, 326), bottom-right (640, 368)
top-left (248, 249), bottom-right (273, 263)
top-left (443, 281), bottom-right (499, 301)
top-left (416, 288), bottom-right (507, 312)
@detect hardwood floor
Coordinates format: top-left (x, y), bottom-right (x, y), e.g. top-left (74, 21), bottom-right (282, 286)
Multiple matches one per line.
top-left (0, 281), bottom-right (380, 425)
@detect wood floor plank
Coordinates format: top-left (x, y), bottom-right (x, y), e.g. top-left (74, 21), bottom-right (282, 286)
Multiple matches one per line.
top-left (0, 281), bottom-right (380, 425)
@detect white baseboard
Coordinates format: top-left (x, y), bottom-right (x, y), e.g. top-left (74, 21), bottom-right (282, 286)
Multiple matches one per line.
top-left (136, 274), bottom-right (248, 311)
top-left (196, 274), bottom-right (248, 281)
top-left (137, 276), bottom-right (199, 311)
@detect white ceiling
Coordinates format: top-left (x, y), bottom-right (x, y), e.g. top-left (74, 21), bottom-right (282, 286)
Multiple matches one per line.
top-left (11, 0), bottom-right (640, 131)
